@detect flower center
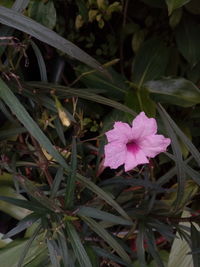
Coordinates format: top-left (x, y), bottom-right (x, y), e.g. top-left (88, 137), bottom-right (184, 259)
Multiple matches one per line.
top-left (126, 141), bottom-right (139, 153)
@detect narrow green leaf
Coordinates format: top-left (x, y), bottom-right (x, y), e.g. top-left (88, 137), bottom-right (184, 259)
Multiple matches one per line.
top-left (26, 82), bottom-right (136, 116)
top-left (0, 238), bottom-right (47, 267)
top-left (136, 223), bottom-right (146, 267)
top-left (0, 99), bottom-right (16, 122)
top-left (77, 206), bottom-right (132, 226)
top-left (145, 228), bottom-right (164, 267)
top-left (158, 105), bottom-right (185, 211)
top-left (50, 167), bottom-right (64, 199)
top-left (76, 175), bottom-right (131, 220)
top-left (82, 216), bottom-right (132, 265)
top-left (168, 211), bottom-right (193, 267)
top-left (12, 0), bottom-right (29, 12)
top-left (57, 230), bottom-right (70, 267)
top-left (66, 222), bottom-right (92, 267)
top-left (0, 196), bottom-right (47, 213)
top-left (3, 213), bottom-right (39, 239)
top-left (191, 224), bottom-right (200, 267)
top-left (0, 186), bottom-right (31, 219)
top-left (16, 175), bottom-right (62, 213)
top-left (145, 78), bottom-right (200, 107)
top-left (65, 137), bottom-right (77, 209)
top-left (30, 40), bottom-right (47, 82)
top-left (166, 0), bottom-right (191, 15)
top-left (0, 6), bottom-right (105, 73)
top-left (47, 239), bottom-right (61, 267)
top-left (92, 246), bottom-right (128, 266)
top-left (17, 224), bottom-right (41, 267)
top-left (158, 104), bottom-right (200, 167)
top-left (54, 117), bottom-right (66, 146)
top-left (165, 153), bottom-right (200, 187)
top-left (0, 78), bottom-right (69, 170)
top-left (0, 0), bottom-right (29, 56)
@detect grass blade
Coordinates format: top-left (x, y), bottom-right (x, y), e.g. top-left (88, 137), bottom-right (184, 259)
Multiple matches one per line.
top-left (30, 40), bottom-right (48, 82)
top-left (82, 216), bottom-right (132, 265)
top-left (0, 6), bottom-right (105, 73)
top-left (136, 223), bottom-right (146, 267)
top-left (47, 239), bottom-right (61, 267)
top-left (158, 104), bottom-right (186, 211)
top-left (76, 174), bottom-right (131, 220)
top-left (50, 167), bottom-right (64, 199)
top-left (26, 82), bottom-right (136, 116)
top-left (3, 213), bottom-right (39, 239)
top-left (77, 206), bottom-right (133, 226)
top-left (0, 78), bottom-right (69, 170)
top-left (17, 224), bottom-right (41, 267)
top-left (65, 137), bottom-right (77, 209)
top-left (66, 222), bottom-right (92, 267)
top-left (0, 196), bottom-right (47, 213)
top-left (158, 104), bottom-right (200, 167)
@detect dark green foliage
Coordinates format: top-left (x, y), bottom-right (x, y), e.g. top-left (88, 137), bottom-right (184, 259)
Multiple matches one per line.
top-left (0, 0), bottom-right (200, 266)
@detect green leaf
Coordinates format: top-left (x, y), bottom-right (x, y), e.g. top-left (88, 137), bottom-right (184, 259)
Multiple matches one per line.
top-left (28, 0), bottom-right (57, 29)
top-left (125, 88), bottom-right (156, 117)
top-left (168, 211), bottom-right (194, 267)
top-left (27, 82), bottom-right (136, 116)
top-left (30, 40), bottom-right (48, 82)
top-left (65, 137), bottom-right (77, 209)
top-left (81, 216), bottom-right (132, 265)
top-left (158, 106), bottom-right (186, 211)
top-left (17, 225), bottom-right (41, 267)
top-left (0, 78), bottom-right (69, 170)
top-left (0, 238), bottom-right (47, 267)
top-left (77, 206), bottom-right (132, 225)
top-left (50, 167), bottom-right (64, 199)
top-left (191, 224), bottom-right (200, 267)
top-left (166, 0), bottom-right (191, 14)
top-left (0, 195), bottom-right (47, 214)
top-left (136, 223), bottom-right (146, 267)
top-left (0, 233), bottom-right (12, 249)
top-left (158, 104), bottom-right (200, 167)
top-left (175, 19), bottom-right (200, 66)
top-left (66, 222), bottom-right (92, 267)
top-left (47, 239), bottom-right (61, 267)
top-left (93, 246), bottom-right (127, 266)
top-left (145, 229), bottom-right (164, 267)
top-left (132, 38), bottom-right (170, 87)
top-left (57, 230), bottom-right (70, 267)
top-left (0, 6), bottom-right (105, 72)
top-left (76, 65), bottom-right (127, 100)
top-left (15, 175), bottom-right (62, 213)
top-left (12, 0), bottom-right (29, 12)
top-left (3, 213), bottom-right (39, 239)
top-left (146, 78), bottom-right (200, 107)
top-left (0, 186), bottom-right (31, 219)
top-left (77, 175), bottom-right (131, 220)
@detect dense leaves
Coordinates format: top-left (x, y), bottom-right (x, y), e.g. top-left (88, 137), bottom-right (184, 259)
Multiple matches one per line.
top-left (0, 0), bottom-right (200, 266)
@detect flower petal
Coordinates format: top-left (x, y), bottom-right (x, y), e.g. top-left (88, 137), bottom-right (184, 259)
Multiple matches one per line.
top-left (104, 142), bottom-right (126, 169)
top-left (139, 134), bottom-right (171, 158)
top-left (132, 112), bottom-right (157, 140)
top-left (124, 147), bottom-right (149, 171)
top-left (106, 122), bottom-right (132, 143)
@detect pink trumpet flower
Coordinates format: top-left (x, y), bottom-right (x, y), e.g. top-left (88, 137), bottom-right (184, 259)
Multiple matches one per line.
top-left (104, 112), bottom-right (171, 172)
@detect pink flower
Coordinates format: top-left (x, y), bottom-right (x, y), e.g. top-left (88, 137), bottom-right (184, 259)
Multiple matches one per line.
top-left (104, 112), bottom-right (171, 171)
